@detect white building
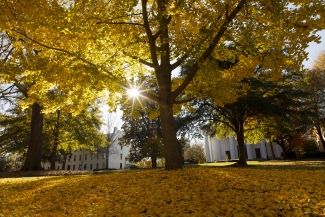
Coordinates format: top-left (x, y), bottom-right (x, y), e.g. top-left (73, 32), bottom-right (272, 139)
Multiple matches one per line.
top-left (204, 135), bottom-right (283, 162)
top-left (43, 145), bottom-right (131, 171)
top-left (43, 128), bottom-right (131, 170)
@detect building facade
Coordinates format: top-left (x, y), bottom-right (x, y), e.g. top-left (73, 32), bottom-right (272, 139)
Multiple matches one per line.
top-left (43, 145), bottom-right (131, 171)
top-left (204, 135), bottom-right (283, 162)
top-left (42, 128), bottom-right (131, 170)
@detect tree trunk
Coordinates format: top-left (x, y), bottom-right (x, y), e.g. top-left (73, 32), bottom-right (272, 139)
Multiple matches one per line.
top-left (315, 123), bottom-right (325, 151)
top-left (269, 141), bottom-right (276, 160)
top-left (151, 155), bottom-right (157, 168)
top-left (61, 154), bottom-right (66, 170)
top-left (159, 102), bottom-right (182, 170)
top-left (106, 145), bottom-right (109, 169)
top-left (21, 102), bottom-right (43, 171)
top-left (235, 121), bottom-right (247, 165)
top-left (50, 110), bottom-right (60, 170)
top-left (50, 143), bottom-right (58, 170)
top-left (276, 140), bottom-right (288, 159)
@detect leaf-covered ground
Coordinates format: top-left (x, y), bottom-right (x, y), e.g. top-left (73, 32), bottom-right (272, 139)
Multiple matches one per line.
top-left (1, 165), bottom-right (325, 216)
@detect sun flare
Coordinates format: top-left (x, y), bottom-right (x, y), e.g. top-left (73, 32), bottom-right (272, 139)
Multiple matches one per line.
top-left (127, 88), bottom-right (140, 98)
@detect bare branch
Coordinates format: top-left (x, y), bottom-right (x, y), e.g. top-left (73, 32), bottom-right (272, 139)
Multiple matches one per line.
top-left (5, 0), bottom-right (18, 21)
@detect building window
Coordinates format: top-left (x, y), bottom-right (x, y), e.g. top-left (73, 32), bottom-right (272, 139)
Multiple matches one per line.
top-left (67, 165), bottom-right (70, 170)
top-left (85, 154), bottom-right (88, 160)
top-left (121, 146), bottom-right (123, 150)
top-left (103, 153), bottom-right (106, 159)
top-left (68, 157), bottom-right (70, 162)
top-left (57, 166), bottom-right (59, 170)
top-left (90, 164), bottom-right (93, 170)
top-left (74, 155), bottom-right (76, 161)
top-left (120, 163), bottom-right (122, 169)
top-left (91, 154), bottom-right (93, 160)
top-left (80, 148), bottom-right (82, 151)
top-left (96, 163), bottom-right (99, 170)
top-left (79, 155), bottom-right (82, 161)
top-left (97, 154), bottom-right (99, 159)
top-left (102, 162), bottom-right (105, 169)
top-left (73, 165), bottom-right (75, 170)
top-left (120, 154), bottom-right (123, 160)
top-left (84, 164), bottom-right (87, 170)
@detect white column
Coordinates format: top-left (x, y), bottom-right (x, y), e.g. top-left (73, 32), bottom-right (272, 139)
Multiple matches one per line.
top-left (208, 137), bottom-right (213, 162)
top-left (204, 136), bottom-right (211, 162)
top-left (215, 138), bottom-right (222, 160)
top-left (229, 135), bottom-right (236, 159)
top-left (260, 140), bottom-right (267, 158)
top-left (211, 138), bottom-right (217, 161)
top-left (246, 144), bottom-right (253, 159)
top-left (275, 143), bottom-right (281, 158)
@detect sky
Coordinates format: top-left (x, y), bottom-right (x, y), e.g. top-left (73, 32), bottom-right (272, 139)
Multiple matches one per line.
top-left (303, 30), bottom-right (325, 69)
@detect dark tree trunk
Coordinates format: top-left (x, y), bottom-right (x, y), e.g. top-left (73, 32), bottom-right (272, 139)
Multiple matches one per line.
top-left (106, 145), bottom-right (109, 169)
top-left (50, 143), bottom-right (58, 170)
top-left (276, 139), bottom-right (288, 159)
top-left (235, 121), bottom-right (247, 165)
top-left (269, 141), bottom-right (276, 160)
top-left (315, 123), bottom-right (325, 151)
top-left (21, 102), bottom-right (43, 171)
top-left (159, 102), bottom-right (182, 170)
top-left (61, 155), bottom-right (66, 170)
top-left (151, 155), bottom-right (157, 168)
top-left (50, 110), bottom-right (60, 170)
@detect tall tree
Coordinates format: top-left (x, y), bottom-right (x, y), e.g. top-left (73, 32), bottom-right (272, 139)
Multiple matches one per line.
top-left (1, 0), bottom-right (324, 169)
top-left (0, 31), bottom-right (104, 170)
top-left (201, 72), bottom-right (308, 164)
top-left (120, 101), bottom-right (164, 168)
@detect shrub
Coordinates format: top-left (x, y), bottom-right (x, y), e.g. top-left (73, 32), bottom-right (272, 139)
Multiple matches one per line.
top-left (293, 139), bottom-right (319, 158)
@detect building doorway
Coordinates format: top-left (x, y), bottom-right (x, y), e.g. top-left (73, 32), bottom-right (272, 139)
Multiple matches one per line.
top-left (255, 148), bottom-right (261, 158)
top-left (225, 151), bottom-right (231, 160)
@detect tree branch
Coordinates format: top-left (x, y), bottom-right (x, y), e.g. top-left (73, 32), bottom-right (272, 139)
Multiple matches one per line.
top-left (171, 0), bottom-right (246, 101)
top-left (14, 81), bottom-right (28, 97)
top-left (171, 54), bottom-right (188, 70)
top-left (12, 30), bottom-right (117, 79)
top-left (141, 0), bottom-right (159, 68)
top-left (173, 97), bottom-right (195, 104)
top-left (124, 52), bottom-right (154, 68)
top-left (153, 15), bottom-right (172, 40)
top-left (96, 21), bottom-right (144, 27)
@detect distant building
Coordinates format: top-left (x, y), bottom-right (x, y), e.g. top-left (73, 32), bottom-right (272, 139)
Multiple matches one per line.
top-left (204, 135), bottom-right (282, 162)
top-left (43, 129), bottom-right (131, 170)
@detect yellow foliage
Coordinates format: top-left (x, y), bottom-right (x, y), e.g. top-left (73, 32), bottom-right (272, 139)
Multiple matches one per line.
top-left (0, 168), bottom-right (325, 216)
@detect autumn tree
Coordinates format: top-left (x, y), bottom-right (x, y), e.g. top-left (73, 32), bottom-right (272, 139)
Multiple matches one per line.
top-left (0, 100), bottom-right (106, 170)
top-left (0, 30), bottom-right (105, 170)
top-left (43, 104), bottom-right (106, 170)
top-left (201, 72), bottom-right (309, 164)
top-left (183, 144), bottom-right (206, 164)
top-left (303, 51), bottom-right (325, 151)
top-left (1, 0), bottom-right (324, 169)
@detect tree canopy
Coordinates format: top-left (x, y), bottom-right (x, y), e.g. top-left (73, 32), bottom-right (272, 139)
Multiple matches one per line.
top-left (1, 0), bottom-right (325, 169)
